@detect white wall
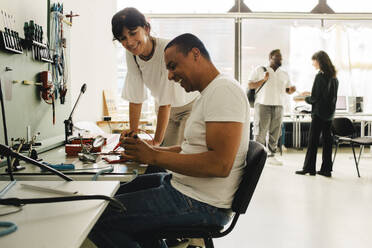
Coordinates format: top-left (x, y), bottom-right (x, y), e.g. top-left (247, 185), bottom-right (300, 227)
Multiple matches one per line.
top-left (0, 0), bottom-right (47, 33)
top-left (62, 0), bottom-right (117, 122)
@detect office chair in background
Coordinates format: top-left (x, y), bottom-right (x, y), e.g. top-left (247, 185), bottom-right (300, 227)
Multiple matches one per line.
top-left (332, 117), bottom-right (372, 177)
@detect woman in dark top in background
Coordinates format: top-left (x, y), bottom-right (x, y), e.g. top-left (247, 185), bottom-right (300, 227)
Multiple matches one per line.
top-left (296, 51), bottom-right (339, 177)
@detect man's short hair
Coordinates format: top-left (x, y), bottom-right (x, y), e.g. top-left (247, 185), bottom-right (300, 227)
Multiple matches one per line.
top-left (269, 49), bottom-right (281, 59)
top-left (165, 33), bottom-right (211, 61)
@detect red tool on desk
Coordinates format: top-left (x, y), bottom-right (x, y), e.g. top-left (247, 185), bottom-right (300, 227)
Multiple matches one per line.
top-left (105, 131), bottom-right (148, 164)
top-left (112, 129), bottom-right (153, 152)
top-left (112, 141), bottom-right (123, 152)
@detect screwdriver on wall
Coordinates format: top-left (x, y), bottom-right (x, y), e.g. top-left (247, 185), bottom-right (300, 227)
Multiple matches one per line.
top-left (4, 11), bottom-right (15, 49)
top-left (0, 10), bottom-right (4, 45)
top-left (10, 14), bottom-right (21, 51)
top-left (1, 10), bottom-right (11, 48)
top-left (8, 13), bottom-right (19, 51)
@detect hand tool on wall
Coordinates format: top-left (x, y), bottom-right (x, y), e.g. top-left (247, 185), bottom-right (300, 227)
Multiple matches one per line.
top-left (65, 11), bottom-right (79, 24)
top-left (24, 20), bottom-right (51, 62)
top-left (50, 3), bottom-right (72, 104)
top-left (11, 14), bottom-right (21, 51)
top-left (1, 10), bottom-right (12, 49)
top-left (39, 71), bottom-right (54, 103)
top-left (0, 10), bottom-right (4, 35)
top-left (39, 71), bottom-right (56, 124)
top-left (8, 13), bottom-right (19, 51)
top-left (5, 12), bottom-right (16, 50)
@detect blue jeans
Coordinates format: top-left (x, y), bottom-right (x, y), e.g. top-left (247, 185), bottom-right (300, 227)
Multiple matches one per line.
top-left (88, 173), bottom-right (231, 248)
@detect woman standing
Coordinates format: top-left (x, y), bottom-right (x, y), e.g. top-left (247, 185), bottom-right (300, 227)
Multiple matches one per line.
top-left (111, 7), bottom-right (198, 147)
top-left (295, 51), bottom-right (338, 177)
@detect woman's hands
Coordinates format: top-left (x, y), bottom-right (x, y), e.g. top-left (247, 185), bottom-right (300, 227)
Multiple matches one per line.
top-left (293, 91), bottom-right (311, 101)
top-left (300, 91), bottom-right (311, 97)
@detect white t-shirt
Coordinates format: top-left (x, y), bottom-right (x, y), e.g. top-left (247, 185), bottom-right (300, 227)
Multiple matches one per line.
top-left (249, 66), bottom-right (291, 106)
top-left (122, 37), bottom-right (199, 107)
top-left (171, 74), bottom-right (250, 209)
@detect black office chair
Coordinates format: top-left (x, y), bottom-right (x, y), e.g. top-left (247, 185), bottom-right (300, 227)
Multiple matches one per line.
top-left (135, 141), bottom-right (267, 248)
top-left (332, 117), bottom-right (372, 177)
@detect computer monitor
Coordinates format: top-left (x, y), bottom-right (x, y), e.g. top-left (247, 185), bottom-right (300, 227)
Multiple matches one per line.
top-left (336, 96), bottom-right (347, 111)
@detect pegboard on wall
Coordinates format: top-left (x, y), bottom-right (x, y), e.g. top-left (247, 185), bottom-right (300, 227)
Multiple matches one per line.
top-left (0, 0), bottom-right (72, 151)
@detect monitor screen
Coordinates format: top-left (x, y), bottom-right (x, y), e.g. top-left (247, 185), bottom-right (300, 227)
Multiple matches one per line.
top-left (336, 96), bottom-right (347, 110)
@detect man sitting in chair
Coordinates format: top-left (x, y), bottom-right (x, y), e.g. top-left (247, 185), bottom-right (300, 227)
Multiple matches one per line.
top-left (88, 33), bottom-right (250, 248)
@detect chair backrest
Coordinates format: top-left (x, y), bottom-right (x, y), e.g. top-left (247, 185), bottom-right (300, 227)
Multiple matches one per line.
top-left (232, 141), bottom-right (267, 214)
top-left (332, 117), bottom-right (355, 137)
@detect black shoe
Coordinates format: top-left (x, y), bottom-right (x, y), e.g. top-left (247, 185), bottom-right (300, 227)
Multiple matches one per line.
top-left (317, 170), bottom-right (332, 177)
top-left (295, 170), bottom-right (316, 176)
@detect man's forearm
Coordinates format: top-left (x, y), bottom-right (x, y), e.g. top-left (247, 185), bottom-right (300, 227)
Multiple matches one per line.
top-left (153, 150), bottom-right (232, 178)
top-left (153, 145), bottom-right (182, 153)
top-left (248, 79), bottom-right (266, 89)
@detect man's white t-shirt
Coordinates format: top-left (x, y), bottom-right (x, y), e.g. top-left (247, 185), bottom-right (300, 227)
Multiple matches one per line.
top-left (122, 37), bottom-right (198, 107)
top-left (249, 66), bottom-right (291, 106)
top-left (171, 74), bottom-right (250, 209)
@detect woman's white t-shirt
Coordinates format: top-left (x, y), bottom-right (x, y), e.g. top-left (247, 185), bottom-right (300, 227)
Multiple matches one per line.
top-left (122, 37), bottom-right (199, 107)
top-left (171, 74), bottom-right (250, 209)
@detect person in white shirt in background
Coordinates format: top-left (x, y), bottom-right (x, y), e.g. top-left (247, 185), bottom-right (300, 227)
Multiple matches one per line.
top-left (249, 49), bottom-right (296, 165)
top-left (111, 7), bottom-right (198, 149)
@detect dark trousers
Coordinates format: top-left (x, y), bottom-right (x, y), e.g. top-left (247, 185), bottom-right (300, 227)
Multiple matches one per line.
top-left (303, 115), bottom-right (333, 173)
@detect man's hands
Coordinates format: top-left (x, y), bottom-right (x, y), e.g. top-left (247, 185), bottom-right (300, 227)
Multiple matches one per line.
top-left (119, 129), bottom-right (137, 141)
top-left (248, 71), bottom-right (269, 89)
top-left (120, 136), bottom-right (157, 164)
top-left (286, 85), bottom-right (297, 94)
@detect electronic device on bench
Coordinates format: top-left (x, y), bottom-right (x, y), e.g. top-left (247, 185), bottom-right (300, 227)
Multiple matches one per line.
top-left (63, 83), bottom-right (106, 156)
top-left (336, 96), bottom-right (363, 114)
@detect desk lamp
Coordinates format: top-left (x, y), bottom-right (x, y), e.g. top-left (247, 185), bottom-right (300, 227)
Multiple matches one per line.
top-left (64, 83), bottom-right (86, 144)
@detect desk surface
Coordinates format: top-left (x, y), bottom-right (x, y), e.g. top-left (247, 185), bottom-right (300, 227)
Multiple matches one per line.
top-left (0, 181), bottom-right (119, 248)
top-left (284, 112), bottom-right (372, 118)
top-left (0, 134), bottom-right (146, 182)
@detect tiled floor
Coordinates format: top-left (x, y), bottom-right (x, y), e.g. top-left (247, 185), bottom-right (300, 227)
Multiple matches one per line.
top-left (213, 147), bottom-right (372, 248)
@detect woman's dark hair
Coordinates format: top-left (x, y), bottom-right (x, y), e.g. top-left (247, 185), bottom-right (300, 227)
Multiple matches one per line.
top-left (164, 33), bottom-right (211, 61)
top-left (111, 7), bottom-right (150, 41)
top-left (312, 50), bottom-right (336, 78)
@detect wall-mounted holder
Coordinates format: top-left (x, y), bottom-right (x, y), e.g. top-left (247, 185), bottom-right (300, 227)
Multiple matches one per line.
top-left (0, 30), bottom-right (23, 54)
top-left (22, 39), bottom-right (53, 63)
top-left (22, 20), bottom-right (52, 63)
